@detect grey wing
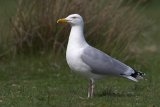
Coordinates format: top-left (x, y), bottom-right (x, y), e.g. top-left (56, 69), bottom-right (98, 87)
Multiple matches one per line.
top-left (81, 46), bottom-right (131, 75)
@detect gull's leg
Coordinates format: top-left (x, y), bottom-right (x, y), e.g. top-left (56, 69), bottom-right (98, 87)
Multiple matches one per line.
top-left (88, 79), bottom-right (95, 98)
top-left (90, 79), bottom-right (95, 98)
top-left (88, 79), bottom-right (91, 98)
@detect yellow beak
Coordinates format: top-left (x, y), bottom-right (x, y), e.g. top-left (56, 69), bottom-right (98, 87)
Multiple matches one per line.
top-left (57, 18), bottom-right (67, 23)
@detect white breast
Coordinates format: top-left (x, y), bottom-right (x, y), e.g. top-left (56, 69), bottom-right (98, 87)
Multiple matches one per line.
top-left (66, 47), bottom-right (90, 72)
top-left (66, 46), bottom-right (103, 79)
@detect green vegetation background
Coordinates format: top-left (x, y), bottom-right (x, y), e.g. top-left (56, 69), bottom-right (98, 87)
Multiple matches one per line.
top-left (0, 0), bottom-right (159, 107)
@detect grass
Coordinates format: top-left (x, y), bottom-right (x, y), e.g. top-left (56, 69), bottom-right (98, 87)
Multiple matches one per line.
top-left (9, 0), bottom-right (147, 61)
top-left (0, 0), bottom-right (18, 58)
top-left (0, 0), bottom-right (160, 107)
top-left (0, 53), bottom-right (159, 107)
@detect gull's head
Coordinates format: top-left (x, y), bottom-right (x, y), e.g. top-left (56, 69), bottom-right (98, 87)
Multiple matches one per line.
top-left (57, 14), bottom-right (83, 26)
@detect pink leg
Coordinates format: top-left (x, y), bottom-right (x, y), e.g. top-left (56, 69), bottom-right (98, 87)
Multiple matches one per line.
top-left (88, 79), bottom-right (95, 98)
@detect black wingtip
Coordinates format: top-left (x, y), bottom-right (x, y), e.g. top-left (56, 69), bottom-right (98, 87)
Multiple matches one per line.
top-left (131, 69), bottom-right (145, 78)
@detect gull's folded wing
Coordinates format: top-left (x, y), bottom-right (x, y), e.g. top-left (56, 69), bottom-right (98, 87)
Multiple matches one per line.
top-left (81, 46), bottom-right (133, 76)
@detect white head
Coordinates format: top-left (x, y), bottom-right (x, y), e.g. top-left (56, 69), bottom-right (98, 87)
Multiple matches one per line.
top-left (57, 14), bottom-right (84, 26)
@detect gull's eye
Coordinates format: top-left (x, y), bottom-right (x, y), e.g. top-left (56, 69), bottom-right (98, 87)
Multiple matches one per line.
top-left (72, 17), bottom-right (77, 19)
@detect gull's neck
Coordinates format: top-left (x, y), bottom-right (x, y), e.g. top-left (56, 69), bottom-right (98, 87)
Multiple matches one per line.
top-left (67, 25), bottom-right (88, 50)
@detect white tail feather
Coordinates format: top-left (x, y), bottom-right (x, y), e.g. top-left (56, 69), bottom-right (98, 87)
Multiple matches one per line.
top-left (122, 75), bottom-right (138, 82)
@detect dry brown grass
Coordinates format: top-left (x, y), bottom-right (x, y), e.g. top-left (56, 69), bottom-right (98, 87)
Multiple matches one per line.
top-left (11, 0), bottom-right (147, 61)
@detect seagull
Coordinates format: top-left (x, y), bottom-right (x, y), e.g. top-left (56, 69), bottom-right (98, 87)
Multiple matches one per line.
top-left (57, 14), bottom-right (145, 98)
